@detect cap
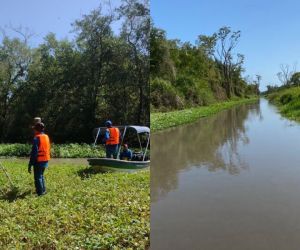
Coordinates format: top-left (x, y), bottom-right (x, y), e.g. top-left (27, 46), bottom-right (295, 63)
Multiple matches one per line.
top-left (105, 120), bottom-right (112, 127)
top-left (33, 122), bottom-right (45, 132)
top-left (33, 117), bottom-right (42, 124)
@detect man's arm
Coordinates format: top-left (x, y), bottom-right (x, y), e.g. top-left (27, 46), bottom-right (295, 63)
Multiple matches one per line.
top-left (28, 137), bottom-right (39, 167)
top-left (104, 129), bottom-right (110, 142)
top-left (128, 149), bottom-right (133, 159)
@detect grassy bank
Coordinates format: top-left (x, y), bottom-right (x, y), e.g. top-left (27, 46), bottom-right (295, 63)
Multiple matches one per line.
top-left (0, 143), bottom-right (105, 158)
top-left (267, 87), bottom-right (300, 121)
top-left (151, 97), bottom-right (258, 132)
top-left (0, 160), bottom-right (149, 249)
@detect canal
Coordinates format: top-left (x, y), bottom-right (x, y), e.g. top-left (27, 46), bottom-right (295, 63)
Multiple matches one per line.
top-left (151, 99), bottom-right (300, 250)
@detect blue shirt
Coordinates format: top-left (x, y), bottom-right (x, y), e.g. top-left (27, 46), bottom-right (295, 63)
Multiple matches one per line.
top-left (120, 149), bottom-right (133, 160)
top-left (105, 129), bottom-right (110, 141)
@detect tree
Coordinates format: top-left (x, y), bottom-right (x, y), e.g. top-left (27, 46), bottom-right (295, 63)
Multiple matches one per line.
top-left (197, 34), bottom-right (217, 58)
top-left (0, 35), bottom-right (32, 140)
top-left (0, 1), bottom-right (151, 143)
top-left (277, 63), bottom-right (297, 86)
top-left (150, 25), bottom-right (259, 111)
top-left (254, 74), bottom-right (261, 95)
top-left (150, 27), bottom-right (176, 80)
top-left (290, 72), bottom-right (300, 87)
top-left (214, 26), bottom-right (242, 98)
top-left (73, 7), bottom-right (115, 130)
top-left (118, 0), bottom-right (150, 124)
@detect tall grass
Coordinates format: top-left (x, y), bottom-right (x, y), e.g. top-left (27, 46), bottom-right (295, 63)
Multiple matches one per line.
top-left (267, 87), bottom-right (300, 121)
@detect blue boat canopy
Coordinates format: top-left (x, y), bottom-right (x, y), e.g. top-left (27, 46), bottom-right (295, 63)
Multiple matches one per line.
top-left (127, 126), bottom-right (150, 134)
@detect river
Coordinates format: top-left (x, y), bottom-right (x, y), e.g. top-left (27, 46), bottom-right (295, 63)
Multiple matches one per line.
top-left (151, 99), bottom-right (300, 250)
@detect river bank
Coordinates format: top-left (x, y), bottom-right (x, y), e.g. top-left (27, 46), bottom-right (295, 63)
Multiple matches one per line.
top-left (267, 86), bottom-right (300, 122)
top-left (0, 159), bottom-right (149, 249)
top-left (151, 97), bottom-right (258, 132)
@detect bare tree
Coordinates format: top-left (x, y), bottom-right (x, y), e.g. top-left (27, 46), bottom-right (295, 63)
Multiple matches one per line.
top-left (214, 26), bottom-right (242, 98)
top-left (254, 74), bottom-right (261, 95)
top-left (255, 74), bottom-right (261, 85)
top-left (0, 24), bottom-right (35, 45)
top-left (277, 63), bottom-right (297, 86)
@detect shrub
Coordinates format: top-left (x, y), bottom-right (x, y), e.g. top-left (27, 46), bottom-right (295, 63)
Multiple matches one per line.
top-left (280, 93), bottom-right (293, 105)
top-left (267, 86), bottom-right (300, 122)
top-left (0, 144), bottom-right (105, 158)
top-left (150, 78), bottom-right (184, 110)
top-left (175, 75), bottom-right (215, 106)
top-left (0, 144), bottom-right (31, 157)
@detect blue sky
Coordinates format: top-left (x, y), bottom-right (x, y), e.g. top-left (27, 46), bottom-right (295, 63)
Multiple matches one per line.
top-left (0, 0), bottom-right (122, 47)
top-left (151, 0), bottom-right (300, 90)
top-left (1, 0), bottom-right (299, 90)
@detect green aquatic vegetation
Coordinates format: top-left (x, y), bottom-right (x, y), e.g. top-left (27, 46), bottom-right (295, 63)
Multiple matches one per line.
top-left (0, 144), bottom-right (31, 157)
top-left (151, 97), bottom-right (258, 132)
top-left (0, 143), bottom-right (105, 158)
top-left (267, 87), bottom-right (300, 121)
top-left (51, 144), bottom-right (105, 158)
top-left (0, 160), bottom-right (150, 249)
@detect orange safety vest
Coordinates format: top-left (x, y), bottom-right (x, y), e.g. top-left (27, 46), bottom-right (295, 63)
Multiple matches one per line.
top-left (106, 127), bottom-right (120, 145)
top-left (35, 133), bottom-right (51, 162)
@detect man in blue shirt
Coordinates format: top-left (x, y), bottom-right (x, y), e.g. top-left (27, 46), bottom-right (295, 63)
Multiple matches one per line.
top-left (120, 144), bottom-right (133, 161)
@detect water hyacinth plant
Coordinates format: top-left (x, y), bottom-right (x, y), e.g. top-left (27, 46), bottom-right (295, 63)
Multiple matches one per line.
top-left (0, 144), bottom-right (105, 158)
top-left (0, 159), bottom-right (150, 249)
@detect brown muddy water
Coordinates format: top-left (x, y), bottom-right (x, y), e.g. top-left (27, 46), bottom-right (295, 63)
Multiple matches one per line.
top-left (151, 99), bottom-right (300, 250)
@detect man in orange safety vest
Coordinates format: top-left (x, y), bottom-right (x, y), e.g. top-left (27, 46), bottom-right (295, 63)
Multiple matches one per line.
top-left (104, 120), bottom-right (120, 159)
top-left (28, 122), bottom-right (51, 196)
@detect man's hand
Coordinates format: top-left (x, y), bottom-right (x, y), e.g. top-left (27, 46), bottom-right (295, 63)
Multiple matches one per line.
top-left (28, 165), bottom-right (32, 174)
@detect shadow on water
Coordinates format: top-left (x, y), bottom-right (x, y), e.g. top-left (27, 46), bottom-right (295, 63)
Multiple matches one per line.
top-left (0, 186), bottom-right (31, 202)
top-left (151, 100), bottom-right (261, 201)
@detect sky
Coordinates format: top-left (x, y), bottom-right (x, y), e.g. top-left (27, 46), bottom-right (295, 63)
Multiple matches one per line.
top-left (1, 1), bottom-right (299, 91)
top-left (151, 0), bottom-right (300, 91)
top-left (0, 0), bottom-right (122, 47)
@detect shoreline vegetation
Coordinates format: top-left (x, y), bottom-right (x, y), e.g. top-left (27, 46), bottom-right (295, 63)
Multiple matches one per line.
top-left (150, 26), bottom-right (260, 113)
top-left (0, 160), bottom-right (149, 249)
top-left (0, 143), bottom-right (105, 158)
top-left (150, 26), bottom-right (260, 133)
top-left (266, 86), bottom-right (300, 122)
top-left (151, 97), bottom-right (258, 132)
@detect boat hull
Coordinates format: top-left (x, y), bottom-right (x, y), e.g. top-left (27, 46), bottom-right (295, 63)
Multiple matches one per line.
top-left (87, 158), bottom-right (150, 173)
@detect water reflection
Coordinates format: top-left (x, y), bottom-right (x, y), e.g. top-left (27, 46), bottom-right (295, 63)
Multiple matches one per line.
top-left (151, 101), bottom-right (261, 201)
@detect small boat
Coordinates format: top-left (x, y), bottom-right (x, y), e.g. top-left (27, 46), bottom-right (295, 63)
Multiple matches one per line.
top-left (87, 125), bottom-right (150, 172)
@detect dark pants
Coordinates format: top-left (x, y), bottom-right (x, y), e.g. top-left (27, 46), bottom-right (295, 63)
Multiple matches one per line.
top-left (106, 144), bottom-right (119, 159)
top-left (33, 165), bottom-right (46, 195)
